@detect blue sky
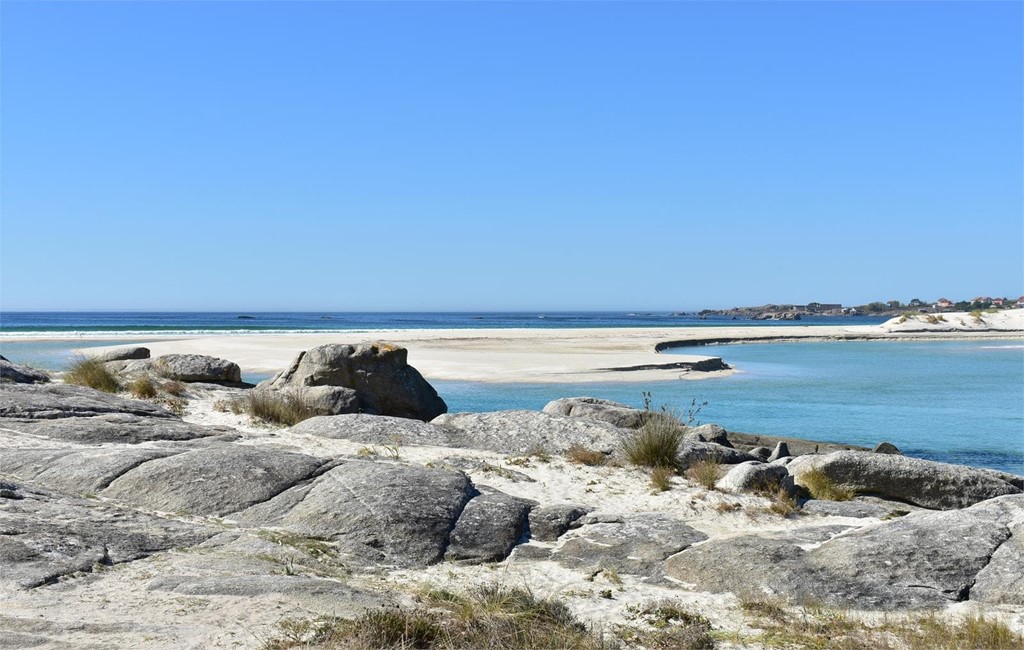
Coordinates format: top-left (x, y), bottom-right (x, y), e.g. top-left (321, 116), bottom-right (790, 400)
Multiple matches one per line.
top-left (2, 1), bottom-right (1021, 311)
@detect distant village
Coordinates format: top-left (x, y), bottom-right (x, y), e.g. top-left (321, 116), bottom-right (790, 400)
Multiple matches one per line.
top-left (698, 295), bottom-right (1024, 321)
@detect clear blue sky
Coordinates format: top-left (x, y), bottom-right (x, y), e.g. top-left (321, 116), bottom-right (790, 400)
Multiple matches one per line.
top-left (2, 1), bottom-right (1021, 311)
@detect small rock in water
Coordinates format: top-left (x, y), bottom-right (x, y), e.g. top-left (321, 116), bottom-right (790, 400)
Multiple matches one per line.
top-left (873, 441), bottom-right (902, 455)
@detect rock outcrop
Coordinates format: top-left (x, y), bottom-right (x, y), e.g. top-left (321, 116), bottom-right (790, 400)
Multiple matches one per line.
top-left (788, 450), bottom-right (1021, 510)
top-left (542, 397), bottom-right (645, 429)
top-left (0, 357), bottom-right (50, 384)
top-left (152, 354), bottom-right (242, 384)
top-left (91, 346), bottom-right (151, 363)
top-left (258, 343), bottom-right (446, 421)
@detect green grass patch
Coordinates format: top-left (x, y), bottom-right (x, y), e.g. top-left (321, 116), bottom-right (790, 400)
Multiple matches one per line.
top-left (623, 410), bottom-right (686, 469)
top-left (686, 458), bottom-right (722, 490)
top-left (127, 376), bottom-right (158, 399)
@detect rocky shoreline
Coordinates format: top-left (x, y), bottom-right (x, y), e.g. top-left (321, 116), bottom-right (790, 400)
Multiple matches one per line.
top-left (1, 344), bottom-right (1021, 648)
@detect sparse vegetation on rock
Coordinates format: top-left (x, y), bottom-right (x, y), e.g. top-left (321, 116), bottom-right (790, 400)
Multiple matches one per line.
top-left (63, 356), bottom-right (120, 393)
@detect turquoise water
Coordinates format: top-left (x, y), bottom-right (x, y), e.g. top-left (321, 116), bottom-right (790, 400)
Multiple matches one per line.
top-left (2, 337), bottom-right (1020, 474)
top-left (435, 341), bottom-right (1024, 474)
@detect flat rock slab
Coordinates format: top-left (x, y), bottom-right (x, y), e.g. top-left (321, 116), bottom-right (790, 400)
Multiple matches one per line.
top-left (432, 410), bottom-right (626, 455)
top-left (789, 451), bottom-right (1022, 510)
top-left (239, 460), bottom-right (474, 567)
top-left (102, 446), bottom-right (325, 516)
top-left (528, 504), bottom-right (591, 541)
top-left (0, 383), bottom-right (173, 420)
top-left (289, 413), bottom-right (463, 447)
top-left (0, 447), bottom-right (180, 495)
top-left (552, 512), bottom-right (708, 577)
top-left (4, 414), bottom-right (232, 445)
top-left (665, 494), bottom-right (1024, 609)
top-left (0, 485), bottom-right (214, 589)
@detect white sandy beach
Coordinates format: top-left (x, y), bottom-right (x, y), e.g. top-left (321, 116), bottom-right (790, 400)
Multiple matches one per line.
top-left (10, 310), bottom-right (1004, 383)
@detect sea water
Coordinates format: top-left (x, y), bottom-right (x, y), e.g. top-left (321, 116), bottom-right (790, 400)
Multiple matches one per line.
top-left (1, 314), bottom-right (1019, 474)
top-left (434, 341), bottom-right (1024, 474)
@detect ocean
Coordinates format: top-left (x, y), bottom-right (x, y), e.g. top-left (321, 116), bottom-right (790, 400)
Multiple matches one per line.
top-left (1, 312), bottom-right (1020, 474)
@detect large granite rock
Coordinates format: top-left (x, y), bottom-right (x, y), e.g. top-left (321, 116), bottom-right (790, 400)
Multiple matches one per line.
top-left (431, 410), bottom-right (625, 455)
top-left (665, 495), bottom-right (1024, 609)
top-left (152, 354), bottom-right (242, 384)
top-left (258, 343), bottom-right (446, 421)
top-left (542, 397), bottom-right (645, 429)
top-left (102, 447), bottom-right (324, 516)
top-left (528, 504), bottom-right (591, 541)
top-left (91, 346), bottom-right (150, 363)
top-left (677, 441), bottom-right (758, 469)
top-left (552, 512), bottom-right (707, 577)
top-left (445, 487), bottom-right (534, 563)
top-left (788, 451), bottom-right (1021, 510)
top-left (0, 359), bottom-right (49, 384)
top-left (715, 460), bottom-right (793, 494)
top-left (238, 460), bottom-right (474, 567)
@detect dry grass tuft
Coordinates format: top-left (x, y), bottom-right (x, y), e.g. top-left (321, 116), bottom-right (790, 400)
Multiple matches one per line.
top-left (649, 466), bottom-right (675, 492)
top-left (686, 458), bottom-right (722, 490)
top-left (127, 376), bottom-right (158, 399)
top-left (234, 389), bottom-right (326, 427)
top-left (801, 468), bottom-right (855, 501)
top-left (162, 380), bottom-right (186, 396)
top-left (566, 445), bottom-right (607, 467)
top-left (623, 410), bottom-right (686, 469)
top-left (64, 356), bottom-right (120, 393)
top-left (621, 600), bottom-right (716, 649)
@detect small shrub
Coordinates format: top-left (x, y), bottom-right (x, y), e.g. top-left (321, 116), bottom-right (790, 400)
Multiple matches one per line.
top-left (566, 445), bottom-right (606, 467)
top-left (715, 500), bottom-right (742, 514)
top-left (801, 468), bottom-right (855, 501)
top-left (650, 466), bottom-right (675, 492)
top-left (686, 458), bottom-right (721, 490)
top-left (162, 380), bottom-right (186, 396)
top-left (235, 389), bottom-right (325, 427)
top-left (128, 376), bottom-right (157, 399)
top-left (739, 593), bottom-right (788, 619)
top-left (766, 487), bottom-right (800, 517)
top-left (63, 356), bottom-right (120, 393)
top-left (970, 309), bottom-right (984, 322)
top-left (621, 600), bottom-right (715, 649)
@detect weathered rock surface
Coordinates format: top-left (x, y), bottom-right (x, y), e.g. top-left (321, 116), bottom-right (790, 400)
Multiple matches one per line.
top-left (91, 346), bottom-right (150, 363)
top-left (432, 410), bottom-right (626, 455)
top-left (873, 441), bottom-right (902, 455)
top-left (788, 451), bottom-right (1021, 510)
top-left (0, 447), bottom-right (179, 494)
top-left (102, 447), bottom-right (324, 516)
top-left (528, 504), bottom-right (590, 541)
top-left (0, 359), bottom-right (49, 384)
top-left (238, 460), bottom-right (474, 567)
top-left (715, 461), bottom-right (792, 494)
top-left (767, 441), bottom-right (791, 462)
top-left (290, 413), bottom-right (462, 447)
top-left (542, 397), bottom-right (645, 429)
top-left (799, 499), bottom-right (894, 519)
top-left (666, 495), bottom-right (1024, 609)
top-left (552, 512), bottom-right (707, 577)
top-left (5, 414), bottom-right (231, 445)
top-left (0, 484), bottom-right (214, 589)
top-left (677, 441), bottom-right (758, 469)
top-left (259, 343), bottom-right (446, 421)
top-left (445, 487), bottom-right (534, 563)
top-left (0, 383), bottom-right (173, 420)
top-left (683, 423), bottom-right (731, 447)
top-left (152, 354), bottom-right (242, 384)
top-left (726, 431), bottom-right (867, 456)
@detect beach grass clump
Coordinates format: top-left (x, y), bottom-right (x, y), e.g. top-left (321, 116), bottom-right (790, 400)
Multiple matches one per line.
top-left (63, 356), bottom-right (120, 393)
top-left (650, 466), bottom-right (675, 492)
top-left (686, 458), bottom-right (722, 490)
top-left (235, 389), bottom-right (325, 427)
top-left (623, 410), bottom-right (686, 470)
top-left (801, 468), bottom-right (855, 501)
top-left (263, 583), bottom-right (603, 649)
top-left (565, 445), bottom-right (607, 467)
top-left (162, 380), bottom-right (186, 396)
top-left (128, 376), bottom-right (158, 399)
